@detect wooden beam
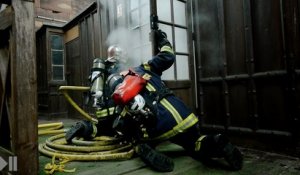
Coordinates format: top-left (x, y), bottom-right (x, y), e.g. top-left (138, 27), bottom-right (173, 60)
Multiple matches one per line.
top-left (10, 0), bottom-right (37, 174)
top-left (0, 6), bottom-right (12, 30)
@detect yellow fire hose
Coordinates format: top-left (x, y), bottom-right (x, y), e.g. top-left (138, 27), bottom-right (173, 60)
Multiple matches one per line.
top-left (39, 133), bottom-right (134, 160)
top-left (38, 122), bottom-right (67, 136)
top-left (39, 132), bottom-right (135, 174)
top-left (58, 86), bottom-right (98, 124)
top-left (38, 86), bottom-right (136, 174)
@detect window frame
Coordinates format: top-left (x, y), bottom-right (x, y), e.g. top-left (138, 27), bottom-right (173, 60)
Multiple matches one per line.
top-left (48, 30), bottom-right (66, 84)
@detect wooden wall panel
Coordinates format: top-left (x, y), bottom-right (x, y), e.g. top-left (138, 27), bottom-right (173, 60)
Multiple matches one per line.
top-left (193, 0), bottom-right (300, 155)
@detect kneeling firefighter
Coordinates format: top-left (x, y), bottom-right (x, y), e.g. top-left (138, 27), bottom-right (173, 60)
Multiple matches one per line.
top-left (109, 29), bottom-right (244, 172)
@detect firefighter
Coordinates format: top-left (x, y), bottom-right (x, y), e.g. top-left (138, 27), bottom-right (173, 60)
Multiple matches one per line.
top-left (65, 46), bottom-right (125, 142)
top-left (110, 29), bottom-right (243, 172)
top-left (64, 44), bottom-right (174, 172)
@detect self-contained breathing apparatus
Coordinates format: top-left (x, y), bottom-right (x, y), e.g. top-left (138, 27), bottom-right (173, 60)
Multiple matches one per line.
top-left (89, 45), bottom-right (124, 108)
top-left (90, 58), bottom-right (106, 108)
top-left (108, 70), bottom-right (173, 142)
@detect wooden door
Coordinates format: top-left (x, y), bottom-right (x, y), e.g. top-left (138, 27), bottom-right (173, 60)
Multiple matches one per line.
top-left (192, 0), bottom-right (300, 155)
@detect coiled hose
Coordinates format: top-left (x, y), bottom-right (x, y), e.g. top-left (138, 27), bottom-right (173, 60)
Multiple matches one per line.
top-left (38, 122), bottom-right (66, 135)
top-left (39, 133), bottom-right (134, 161)
top-left (39, 131), bottom-right (134, 174)
top-left (38, 86), bottom-right (134, 174)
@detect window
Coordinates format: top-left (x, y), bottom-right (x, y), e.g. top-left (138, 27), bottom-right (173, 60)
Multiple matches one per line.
top-left (128, 0), bottom-right (152, 65)
top-left (50, 34), bottom-right (64, 81)
top-left (158, 0), bottom-right (190, 81)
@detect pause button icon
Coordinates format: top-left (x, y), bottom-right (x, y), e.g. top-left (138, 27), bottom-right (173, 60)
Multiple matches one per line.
top-left (9, 156), bottom-right (17, 172)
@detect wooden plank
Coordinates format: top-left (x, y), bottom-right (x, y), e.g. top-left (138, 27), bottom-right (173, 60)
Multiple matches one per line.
top-left (0, 5), bottom-right (12, 30)
top-left (65, 25), bottom-right (79, 43)
top-left (10, 0), bottom-right (38, 174)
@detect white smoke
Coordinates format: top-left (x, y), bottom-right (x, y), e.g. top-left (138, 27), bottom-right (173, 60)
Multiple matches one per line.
top-left (105, 27), bottom-right (143, 70)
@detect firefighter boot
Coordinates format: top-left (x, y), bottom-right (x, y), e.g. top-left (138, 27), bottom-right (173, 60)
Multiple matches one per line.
top-left (135, 143), bottom-right (174, 172)
top-left (214, 134), bottom-right (243, 170)
top-left (65, 120), bottom-right (93, 143)
top-left (199, 134), bottom-right (243, 170)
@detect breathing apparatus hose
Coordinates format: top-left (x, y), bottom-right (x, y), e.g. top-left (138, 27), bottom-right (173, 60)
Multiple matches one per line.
top-left (58, 86), bottom-right (98, 124)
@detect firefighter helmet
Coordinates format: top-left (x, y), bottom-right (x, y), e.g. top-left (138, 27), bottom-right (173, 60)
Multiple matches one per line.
top-left (107, 45), bottom-right (123, 62)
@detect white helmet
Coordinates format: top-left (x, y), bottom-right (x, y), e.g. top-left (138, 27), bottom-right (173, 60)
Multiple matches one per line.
top-left (130, 94), bottom-right (146, 112)
top-left (107, 45), bottom-right (123, 62)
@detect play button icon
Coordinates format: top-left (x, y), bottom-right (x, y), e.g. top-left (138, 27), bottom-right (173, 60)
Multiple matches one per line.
top-left (0, 157), bottom-right (7, 171)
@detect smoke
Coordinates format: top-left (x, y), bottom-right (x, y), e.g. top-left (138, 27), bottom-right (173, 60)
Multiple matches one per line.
top-left (105, 27), bottom-right (133, 55)
top-left (101, 0), bottom-right (153, 71)
top-left (105, 27), bottom-right (143, 71)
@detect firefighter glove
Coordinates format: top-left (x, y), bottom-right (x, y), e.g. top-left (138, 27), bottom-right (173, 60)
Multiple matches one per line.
top-left (155, 30), bottom-right (171, 49)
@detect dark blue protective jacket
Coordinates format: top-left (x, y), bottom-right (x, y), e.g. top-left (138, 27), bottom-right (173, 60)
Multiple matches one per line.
top-left (133, 45), bottom-right (199, 141)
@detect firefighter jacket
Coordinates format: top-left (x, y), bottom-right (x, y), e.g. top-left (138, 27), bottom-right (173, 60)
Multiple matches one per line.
top-left (132, 45), bottom-right (199, 141)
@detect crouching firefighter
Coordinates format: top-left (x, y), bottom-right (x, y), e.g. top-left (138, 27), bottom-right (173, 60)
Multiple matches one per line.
top-left (109, 29), bottom-right (244, 172)
top-left (65, 45), bottom-right (126, 142)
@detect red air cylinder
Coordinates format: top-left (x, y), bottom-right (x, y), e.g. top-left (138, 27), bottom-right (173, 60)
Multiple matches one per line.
top-left (112, 74), bottom-right (147, 105)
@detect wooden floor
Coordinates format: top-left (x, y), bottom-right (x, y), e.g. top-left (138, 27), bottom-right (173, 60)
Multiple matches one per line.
top-left (38, 119), bottom-right (300, 175)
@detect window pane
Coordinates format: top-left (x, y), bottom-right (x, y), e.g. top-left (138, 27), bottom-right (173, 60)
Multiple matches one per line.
top-left (141, 0), bottom-right (149, 6)
top-left (141, 25), bottom-right (151, 45)
top-left (131, 28), bottom-right (141, 47)
top-left (130, 0), bottom-right (138, 10)
top-left (174, 1), bottom-right (186, 26)
top-left (52, 66), bottom-right (64, 80)
top-left (52, 50), bottom-right (63, 65)
top-left (128, 45), bottom-right (141, 66)
top-left (175, 27), bottom-right (188, 53)
top-left (157, 0), bottom-right (171, 23)
top-left (141, 4), bottom-right (150, 25)
top-left (141, 44), bottom-right (152, 62)
top-left (176, 55), bottom-right (189, 80)
top-left (51, 35), bottom-right (63, 49)
top-left (162, 65), bottom-right (175, 80)
top-left (130, 10), bottom-right (139, 28)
